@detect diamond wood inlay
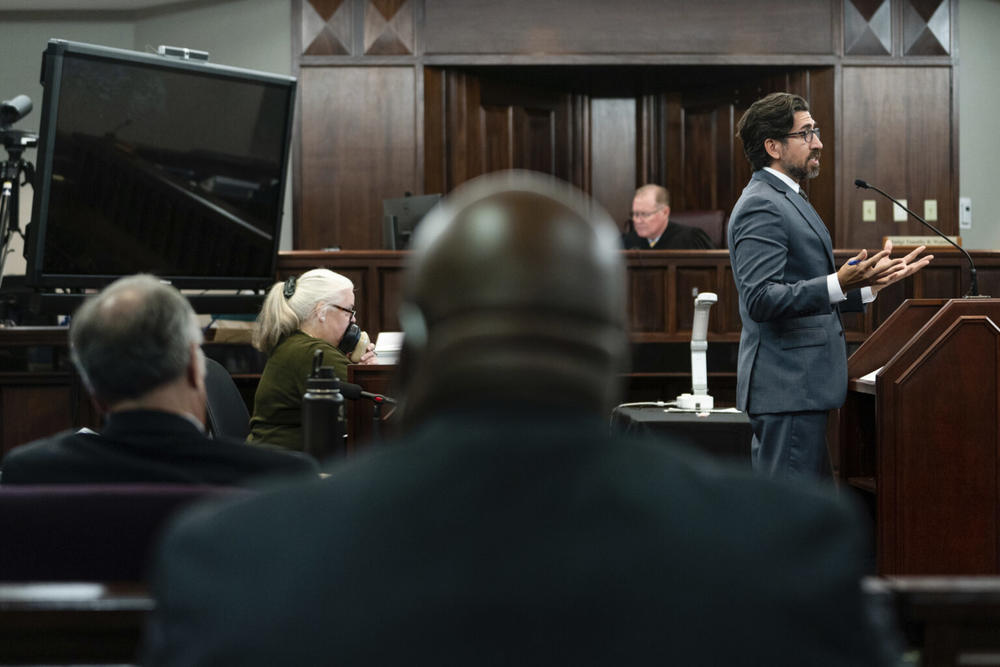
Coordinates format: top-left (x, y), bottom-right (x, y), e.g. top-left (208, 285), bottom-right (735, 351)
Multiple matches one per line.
top-left (903, 0), bottom-right (950, 55)
top-left (303, 0), bottom-right (352, 56)
top-left (844, 0), bottom-right (891, 55)
top-left (364, 0), bottom-right (415, 55)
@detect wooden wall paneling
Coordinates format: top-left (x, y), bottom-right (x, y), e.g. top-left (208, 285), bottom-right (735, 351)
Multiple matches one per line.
top-left (363, 0), bottom-right (416, 56)
top-left (568, 93), bottom-right (590, 192)
top-left (806, 67), bottom-right (838, 240)
top-left (444, 69), bottom-right (483, 190)
top-left (513, 107), bottom-right (556, 173)
top-left (422, 0), bottom-right (837, 56)
top-left (482, 105), bottom-right (514, 172)
top-left (730, 95), bottom-right (753, 219)
top-left (0, 379), bottom-right (94, 456)
top-left (626, 264), bottom-right (667, 338)
top-left (423, 67), bottom-right (447, 195)
top-left (713, 103), bottom-right (734, 213)
top-left (920, 261), bottom-right (962, 298)
top-left (590, 97), bottom-right (637, 224)
top-left (636, 94), bottom-right (658, 188)
top-left (844, 0), bottom-right (893, 56)
top-left (675, 267), bottom-right (717, 332)
top-left (681, 105), bottom-right (719, 211)
top-left (300, 0), bottom-right (354, 56)
top-left (840, 66), bottom-right (953, 250)
top-left (298, 66), bottom-right (418, 250)
top-left (553, 92), bottom-right (573, 184)
top-left (717, 264), bottom-right (741, 334)
top-left (662, 94), bottom-right (684, 212)
top-left (902, 0), bottom-right (951, 56)
top-left (979, 268), bottom-right (1000, 300)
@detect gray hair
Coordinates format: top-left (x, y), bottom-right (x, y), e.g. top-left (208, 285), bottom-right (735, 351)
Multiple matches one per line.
top-left (634, 184), bottom-right (669, 207)
top-left (252, 268), bottom-right (354, 354)
top-left (70, 274), bottom-right (203, 405)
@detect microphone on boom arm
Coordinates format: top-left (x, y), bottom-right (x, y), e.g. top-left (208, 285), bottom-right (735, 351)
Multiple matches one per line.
top-left (854, 179), bottom-right (983, 298)
top-left (338, 380), bottom-right (397, 406)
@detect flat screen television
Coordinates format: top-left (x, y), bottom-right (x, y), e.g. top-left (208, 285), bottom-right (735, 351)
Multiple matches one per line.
top-left (382, 193), bottom-right (441, 250)
top-left (25, 39), bottom-right (296, 300)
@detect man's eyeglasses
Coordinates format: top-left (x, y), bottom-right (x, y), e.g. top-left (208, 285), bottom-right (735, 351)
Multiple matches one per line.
top-left (784, 126), bottom-right (820, 143)
top-left (330, 303), bottom-right (356, 318)
top-left (631, 207), bottom-right (664, 220)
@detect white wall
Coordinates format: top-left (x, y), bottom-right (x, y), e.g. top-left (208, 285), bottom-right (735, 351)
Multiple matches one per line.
top-left (0, 0), bottom-right (293, 277)
top-left (958, 0), bottom-right (1000, 250)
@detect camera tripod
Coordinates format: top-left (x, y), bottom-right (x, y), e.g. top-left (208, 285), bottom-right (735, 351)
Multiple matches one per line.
top-left (0, 130), bottom-right (36, 287)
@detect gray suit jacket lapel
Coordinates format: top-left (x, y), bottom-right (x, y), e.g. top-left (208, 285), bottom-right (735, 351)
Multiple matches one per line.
top-left (755, 171), bottom-right (835, 271)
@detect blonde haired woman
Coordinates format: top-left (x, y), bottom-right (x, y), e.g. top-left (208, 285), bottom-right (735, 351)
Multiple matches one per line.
top-left (248, 268), bottom-right (375, 450)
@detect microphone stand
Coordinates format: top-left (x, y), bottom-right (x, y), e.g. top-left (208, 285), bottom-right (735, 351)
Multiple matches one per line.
top-left (338, 380), bottom-right (397, 442)
top-left (366, 393), bottom-right (396, 441)
top-left (855, 179), bottom-right (987, 298)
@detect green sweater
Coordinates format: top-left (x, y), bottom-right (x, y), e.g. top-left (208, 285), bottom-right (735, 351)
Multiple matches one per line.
top-left (248, 331), bottom-right (349, 451)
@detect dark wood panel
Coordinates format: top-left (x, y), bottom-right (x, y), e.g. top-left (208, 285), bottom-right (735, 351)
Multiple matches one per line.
top-left (444, 69), bottom-right (482, 189)
top-left (514, 107), bottom-right (555, 172)
top-left (0, 380), bottom-right (95, 456)
top-left (682, 106), bottom-right (718, 210)
top-left (277, 249), bottom-right (1000, 344)
top-left (363, 0), bottom-right (415, 55)
top-left (807, 67), bottom-right (837, 238)
top-left (626, 266), bottom-right (667, 334)
top-left (423, 0), bottom-right (836, 55)
top-left (482, 105), bottom-right (513, 172)
top-left (590, 98), bottom-right (636, 223)
top-left (840, 67), bottom-right (954, 250)
top-left (423, 67), bottom-right (447, 194)
top-left (844, 0), bottom-right (892, 56)
top-left (675, 268), bottom-right (717, 331)
top-left (299, 67), bottom-right (418, 250)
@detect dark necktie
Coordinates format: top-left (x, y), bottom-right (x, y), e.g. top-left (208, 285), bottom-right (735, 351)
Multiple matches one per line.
top-left (799, 188), bottom-right (809, 201)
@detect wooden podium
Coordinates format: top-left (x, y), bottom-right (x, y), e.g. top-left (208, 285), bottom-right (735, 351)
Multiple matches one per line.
top-left (840, 298), bottom-right (1000, 575)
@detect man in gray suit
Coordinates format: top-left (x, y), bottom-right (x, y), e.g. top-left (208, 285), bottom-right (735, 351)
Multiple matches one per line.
top-left (728, 92), bottom-right (930, 481)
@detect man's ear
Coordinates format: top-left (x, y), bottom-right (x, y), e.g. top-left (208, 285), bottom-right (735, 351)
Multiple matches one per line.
top-left (188, 343), bottom-right (206, 393)
top-left (764, 137), bottom-right (783, 161)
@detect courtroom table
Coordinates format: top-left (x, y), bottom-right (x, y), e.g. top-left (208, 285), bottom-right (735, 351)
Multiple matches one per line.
top-left (610, 404), bottom-right (752, 463)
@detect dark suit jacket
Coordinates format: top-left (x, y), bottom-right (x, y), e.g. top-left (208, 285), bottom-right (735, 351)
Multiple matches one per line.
top-left (0, 410), bottom-right (318, 486)
top-left (728, 170), bottom-right (863, 414)
top-left (622, 221), bottom-right (715, 249)
top-left (144, 406), bottom-right (886, 666)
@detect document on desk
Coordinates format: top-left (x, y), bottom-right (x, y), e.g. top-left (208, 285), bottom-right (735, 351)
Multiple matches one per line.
top-left (374, 332), bottom-right (403, 364)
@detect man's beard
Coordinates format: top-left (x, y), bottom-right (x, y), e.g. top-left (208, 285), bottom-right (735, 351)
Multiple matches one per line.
top-left (782, 149), bottom-right (821, 182)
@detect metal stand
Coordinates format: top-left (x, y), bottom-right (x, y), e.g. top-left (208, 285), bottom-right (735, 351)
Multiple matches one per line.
top-left (0, 129), bottom-right (36, 288)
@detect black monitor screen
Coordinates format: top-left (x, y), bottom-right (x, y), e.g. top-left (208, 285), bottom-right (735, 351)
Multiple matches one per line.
top-left (26, 39), bottom-right (296, 291)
